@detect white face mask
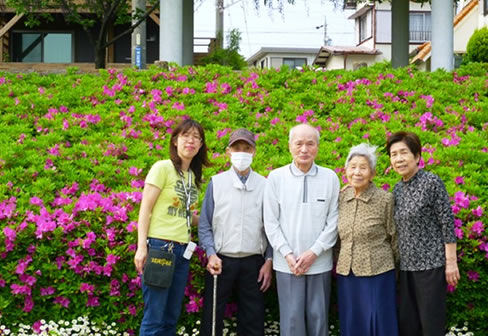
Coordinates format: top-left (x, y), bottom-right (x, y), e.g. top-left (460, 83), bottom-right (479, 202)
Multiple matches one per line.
top-left (231, 152), bottom-right (253, 172)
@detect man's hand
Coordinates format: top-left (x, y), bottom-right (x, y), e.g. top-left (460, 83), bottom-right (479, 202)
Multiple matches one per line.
top-left (207, 254), bottom-right (222, 275)
top-left (258, 259), bottom-right (273, 292)
top-left (294, 250), bottom-right (318, 276)
top-left (134, 245), bottom-right (148, 275)
top-left (285, 253), bottom-right (298, 275)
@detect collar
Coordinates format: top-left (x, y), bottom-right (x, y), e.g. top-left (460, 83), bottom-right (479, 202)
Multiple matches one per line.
top-left (344, 182), bottom-right (376, 203)
top-left (290, 161), bottom-right (318, 177)
top-left (402, 168), bottom-right (423, 185)
top-left (230, 168), bottom-right (254, 190)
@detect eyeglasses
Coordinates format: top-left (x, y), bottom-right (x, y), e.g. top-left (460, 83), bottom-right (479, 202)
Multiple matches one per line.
top-left (179, 133), bottom-right (202, 143)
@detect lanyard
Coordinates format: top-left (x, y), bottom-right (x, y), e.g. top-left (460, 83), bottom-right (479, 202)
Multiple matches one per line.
top-left (179, 170), bottom-right (192, 240)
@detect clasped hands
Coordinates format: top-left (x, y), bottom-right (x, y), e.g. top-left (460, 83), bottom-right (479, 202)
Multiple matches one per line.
top-left (285, 250), bottom-right (318, 276)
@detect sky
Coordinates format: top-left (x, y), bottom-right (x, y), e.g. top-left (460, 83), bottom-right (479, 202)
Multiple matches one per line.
top-left (193, 0), bottom-right (356, 60)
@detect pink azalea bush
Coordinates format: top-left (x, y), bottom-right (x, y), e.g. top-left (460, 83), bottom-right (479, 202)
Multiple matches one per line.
top-left (0, 62), bottom-right (487, 334)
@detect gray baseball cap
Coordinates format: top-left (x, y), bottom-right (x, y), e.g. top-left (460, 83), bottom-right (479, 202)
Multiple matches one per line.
top-left (228, 128), bottom-right (256, 147)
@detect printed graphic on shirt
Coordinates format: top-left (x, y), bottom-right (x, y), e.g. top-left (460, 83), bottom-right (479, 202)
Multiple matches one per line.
top-left (167, 179), bottom-right (198, 218)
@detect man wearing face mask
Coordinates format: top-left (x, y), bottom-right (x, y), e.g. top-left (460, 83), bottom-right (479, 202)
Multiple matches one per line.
top-left (198, 128), bottom-right (273, 336)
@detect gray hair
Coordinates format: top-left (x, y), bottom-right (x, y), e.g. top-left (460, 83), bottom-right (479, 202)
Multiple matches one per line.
top-left (289, 124), bottom-right (320, 145)
top-left (345, 143), bottom-right (378, 171)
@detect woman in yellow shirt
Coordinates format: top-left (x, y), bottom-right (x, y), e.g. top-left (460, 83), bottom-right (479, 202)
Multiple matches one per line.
top-left (336, 143), bottom-right (398, 336)
top-left (134, 119), bottom-right (210, 336)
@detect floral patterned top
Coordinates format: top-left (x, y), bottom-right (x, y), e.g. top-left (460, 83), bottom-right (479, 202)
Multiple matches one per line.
top-left (393, 169), bottom-right (456, 271)
top-left (336, 183), bottom-right (398, 276)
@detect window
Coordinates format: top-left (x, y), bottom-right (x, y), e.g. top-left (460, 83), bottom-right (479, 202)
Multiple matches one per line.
top-left (283, 58), bottom-right (307, 68)
top-left (12, 32), bottom-right (73, 63)
top-left (359, 14), bottom-right (368, 42)
top-left (376, 10), bottom-right (392, 43)
top-left (375, 11), bottom-right (431, 43)
top-left (409, 12), bottom-right (431, 42)
top-left (485, 0), bottom-right (488, 16)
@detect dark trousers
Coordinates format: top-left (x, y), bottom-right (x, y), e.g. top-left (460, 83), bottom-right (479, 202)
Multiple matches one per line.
top-left (201, 254), bottom-right (265, 336)
top-left (399, 266), bottom-right (447, 336)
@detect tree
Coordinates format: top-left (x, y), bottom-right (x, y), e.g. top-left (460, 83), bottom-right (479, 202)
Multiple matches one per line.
top-left (465, 27), bottom-right (488, 64)
top-left (202, 29), bottom-right (247, 70)
top-left (5, 0), bottom-right (159, 69)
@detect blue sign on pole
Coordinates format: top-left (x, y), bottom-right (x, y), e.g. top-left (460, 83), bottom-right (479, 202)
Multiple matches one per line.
top-left (135, 46), bottom-right (142, 69)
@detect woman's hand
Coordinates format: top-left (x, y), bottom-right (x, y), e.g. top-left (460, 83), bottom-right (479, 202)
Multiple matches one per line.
top-left (445, 261), bottom-right (460, 287)
top-left (134, 245), bottom-right (148, 275)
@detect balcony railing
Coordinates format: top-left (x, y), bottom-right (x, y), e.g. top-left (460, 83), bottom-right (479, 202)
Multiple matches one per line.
top-left (409, 30), bottom-right (431, 42)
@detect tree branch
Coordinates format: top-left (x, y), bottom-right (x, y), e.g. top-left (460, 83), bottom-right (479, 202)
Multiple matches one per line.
top-left (101, 1), bottom-right (159, 49)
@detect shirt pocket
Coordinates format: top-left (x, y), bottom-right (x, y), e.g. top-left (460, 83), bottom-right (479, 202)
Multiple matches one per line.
top-left (311, 199), bottom-right (327, 228)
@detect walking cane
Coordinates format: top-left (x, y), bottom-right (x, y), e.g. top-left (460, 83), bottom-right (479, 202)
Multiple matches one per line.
top-left (212, 274), bottom-right (218, 336)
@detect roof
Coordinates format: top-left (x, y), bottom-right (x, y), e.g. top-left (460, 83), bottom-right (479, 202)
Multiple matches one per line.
top-left (348, 4), bottom-right (373, 20)
top-left (411, 0), bottom-right (478, 64)
top-left (313, 45), bottom-right (381, 66)
top-left (246, 47), bottom-right (320, 64)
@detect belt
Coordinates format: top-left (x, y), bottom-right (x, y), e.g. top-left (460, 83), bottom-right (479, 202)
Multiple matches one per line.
top-left (148, 237), bottom-right (187, 246)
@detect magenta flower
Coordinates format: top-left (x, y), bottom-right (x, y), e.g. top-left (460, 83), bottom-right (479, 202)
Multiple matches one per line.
top-left (216, 128), bottom-right (232, 139)
top-left (23, 296), bottom-right (34, 312)
top-left (224, 302), bottom-right (238, 318)
top-left (126, 221), bottom-right (137, 233)
top-left (270, 117), bottom-right (280, 126)
top-left (106, 254), bottom-right (120, 266)
top-left (11, 283), bottom-right (31, 295)
top-left (40, 286), bottom-right (55, 296)
top-left (296, 114), bottom-right (308, 123)
top-left (454, 176), bottom-right (465, 185)
top-left (80, 282), bottom-right (95, 294)
top-left (54, 296), bottom-right (70, 308)
top-left (467, 270), bottom-right (479, 282)
top-left (454, 191), bottom-right (470, 209)
top-left (3, 226), bottom-right (16, 241)
top-left (454, 228), bottom-right (463, 240)
top-left (185, 295), bottom-right (202, 313)
top-left (471, 221), bottom-right (484, 235)
top-left (32, 321), bottom-right (42, 333)
top-left (29, 197), bottom-right (44, 207)
top-left (472, 206), bottom-right (483, 217)
top-left (129, 167), bottom-right (142, 176)
top-left (204, 81), bottom-right (218, 93)
top-left (172, 102), bottom-right (185, 110)
top-left (382, 184), bottom-right (390, 191)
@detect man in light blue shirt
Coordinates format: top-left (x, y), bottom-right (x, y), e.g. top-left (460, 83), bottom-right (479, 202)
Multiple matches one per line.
top-left (264, 123), bottom-right (339, 336)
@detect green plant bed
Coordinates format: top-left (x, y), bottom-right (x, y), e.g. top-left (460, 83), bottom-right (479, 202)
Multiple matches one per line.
top-left (0, 63), bottom-right (487, 335)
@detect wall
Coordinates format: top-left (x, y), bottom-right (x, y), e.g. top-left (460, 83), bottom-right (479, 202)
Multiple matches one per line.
top-left (454, 3), bottom-right (479, 53)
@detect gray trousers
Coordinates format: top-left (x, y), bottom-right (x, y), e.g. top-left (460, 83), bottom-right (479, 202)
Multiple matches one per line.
top-left (276, 271), bottom-right (331, 336)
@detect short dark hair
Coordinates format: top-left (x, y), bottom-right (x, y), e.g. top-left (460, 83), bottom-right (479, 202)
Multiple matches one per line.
top-left (386, 131), bottom-right (422, 159)
top-left (169, 119), bottom-right (210, 188)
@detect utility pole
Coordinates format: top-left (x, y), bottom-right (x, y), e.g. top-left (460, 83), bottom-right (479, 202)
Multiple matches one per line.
top-left (315, 17), bottom-right (332, 46)
top-left (216, 0), bottom-right (224, 49)
top-left (131, 0), bottom-right (147, 69)
top-left (391, 0), bottom-right (409, 68)
top-left (431, 0), bottom-right (454, 71)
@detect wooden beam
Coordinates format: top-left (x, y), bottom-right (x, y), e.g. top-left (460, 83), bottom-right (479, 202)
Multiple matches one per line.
top-left (0, 14), bottom-right (24, 39)
top-left (149, 13), bottom-right (159, 25)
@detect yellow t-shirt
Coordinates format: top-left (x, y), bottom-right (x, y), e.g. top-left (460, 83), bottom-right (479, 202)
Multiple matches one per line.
top-left (145, 160), bottom-right (198, 243)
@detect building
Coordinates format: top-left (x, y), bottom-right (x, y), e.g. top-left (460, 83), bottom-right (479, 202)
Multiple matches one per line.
top-left (0, 2), bottom-right (215, 70)
top-left (314, 1), bottom-right (433, 69)
top-left (314, 0), bottom-right (488, 71)
top-left (411, 0), bottom-right (487, 70)
top-left (247, 47), bottom-right (320, 69)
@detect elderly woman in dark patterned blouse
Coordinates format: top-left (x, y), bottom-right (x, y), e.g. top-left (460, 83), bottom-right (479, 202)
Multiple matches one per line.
top-left (336, 143), bottom-right (399, 336)
top-left (386, 131), bottom-right (460, 336)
